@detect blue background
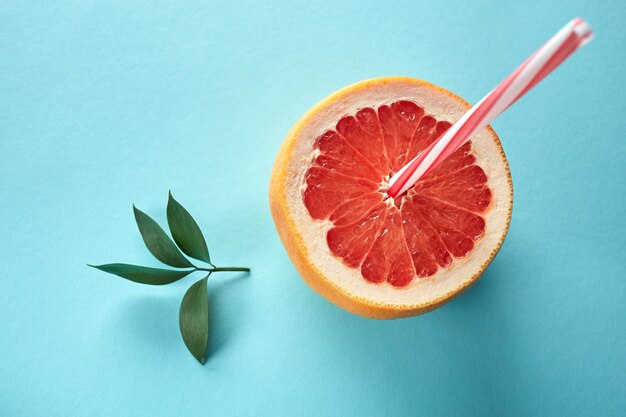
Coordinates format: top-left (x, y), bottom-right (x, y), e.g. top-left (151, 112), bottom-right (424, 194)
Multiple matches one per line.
top-left (1, 1), bottom-right (625, 416)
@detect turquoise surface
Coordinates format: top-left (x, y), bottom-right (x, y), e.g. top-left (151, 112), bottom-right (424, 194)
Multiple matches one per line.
top-left (1, 1), bottom-right (625, 415)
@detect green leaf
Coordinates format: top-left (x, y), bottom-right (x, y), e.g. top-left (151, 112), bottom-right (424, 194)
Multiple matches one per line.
top-left (89, 263), bottom-right (193, 285)
top-left (133, 205), bottom-right (194, 268)
top-left (179, 276), bottom-right (209, 365)
top-left (179, 277), bottom-right (209, 364)
top-left (167, 192), bottom-right (211, 264)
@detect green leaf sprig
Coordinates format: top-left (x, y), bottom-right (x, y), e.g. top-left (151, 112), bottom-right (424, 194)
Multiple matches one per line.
top-left (89, 192), bottom-right (250, 364)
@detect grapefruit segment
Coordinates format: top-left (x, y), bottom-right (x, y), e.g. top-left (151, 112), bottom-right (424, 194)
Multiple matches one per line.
top-left (411, 195), bottom-right (486, 258)
top-left (313, 131), bottom-right (382, 182)
top-left (330, 193), bottom-right (384, 227)
top-left (433, 185), bottom-right (492, 214)
top-left (414, 165), bottom-right (491, 214)
top-left (337, 111), bottom-right (389, 175)
top-left (303, 167), bottom-right (378, 220)
top-left (434, 120), bottom-right (453, 137)
top-left (406, 115), bottom-right (438, 167)
top-left (390, 101), bottom-right (426, 168)
top-left (378, 102), bottom-right (426, 172)
top-left (419, 142), bottom-right (476, 181)
top-left (400, 197), bottom-right (452, 276)
top-left (361, 209), bottom-right (415, 287)
top-left (327, 203), bottom-right (387, 268)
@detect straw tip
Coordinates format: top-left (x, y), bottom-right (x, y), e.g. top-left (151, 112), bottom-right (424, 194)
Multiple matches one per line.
top-left (572, 18), bottom-right (594, 43)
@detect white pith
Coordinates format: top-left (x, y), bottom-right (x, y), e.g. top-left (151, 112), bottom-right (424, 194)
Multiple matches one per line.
top-left (284, 79), bottom-right (512, 307)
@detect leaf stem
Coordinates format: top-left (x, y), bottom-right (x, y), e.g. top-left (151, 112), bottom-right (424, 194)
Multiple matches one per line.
top-left (196, 266), bottom-right (250, 273)
top-left (213, 267), bottom-right (250, 272)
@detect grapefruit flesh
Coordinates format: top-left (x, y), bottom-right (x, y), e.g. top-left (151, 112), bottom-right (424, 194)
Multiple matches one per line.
top-left (269, 77), bottom-right (512, 319)
top-left (303, 100), bottom-right (492, 287)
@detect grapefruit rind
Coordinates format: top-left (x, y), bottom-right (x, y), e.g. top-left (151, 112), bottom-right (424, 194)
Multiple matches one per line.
top-left (269, 77), bottom-right (513, 319)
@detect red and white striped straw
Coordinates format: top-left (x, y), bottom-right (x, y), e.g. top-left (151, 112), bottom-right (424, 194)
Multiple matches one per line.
top-left (386, 18), bottom-right (593, 198)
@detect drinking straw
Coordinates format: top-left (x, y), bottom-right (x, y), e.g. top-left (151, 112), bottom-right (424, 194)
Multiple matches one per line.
top-left (386, 18), bottom-right (593, 198)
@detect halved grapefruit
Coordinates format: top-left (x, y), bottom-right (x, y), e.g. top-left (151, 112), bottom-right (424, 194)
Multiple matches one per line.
top-left (270, 77), bottom-right (512, 319)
